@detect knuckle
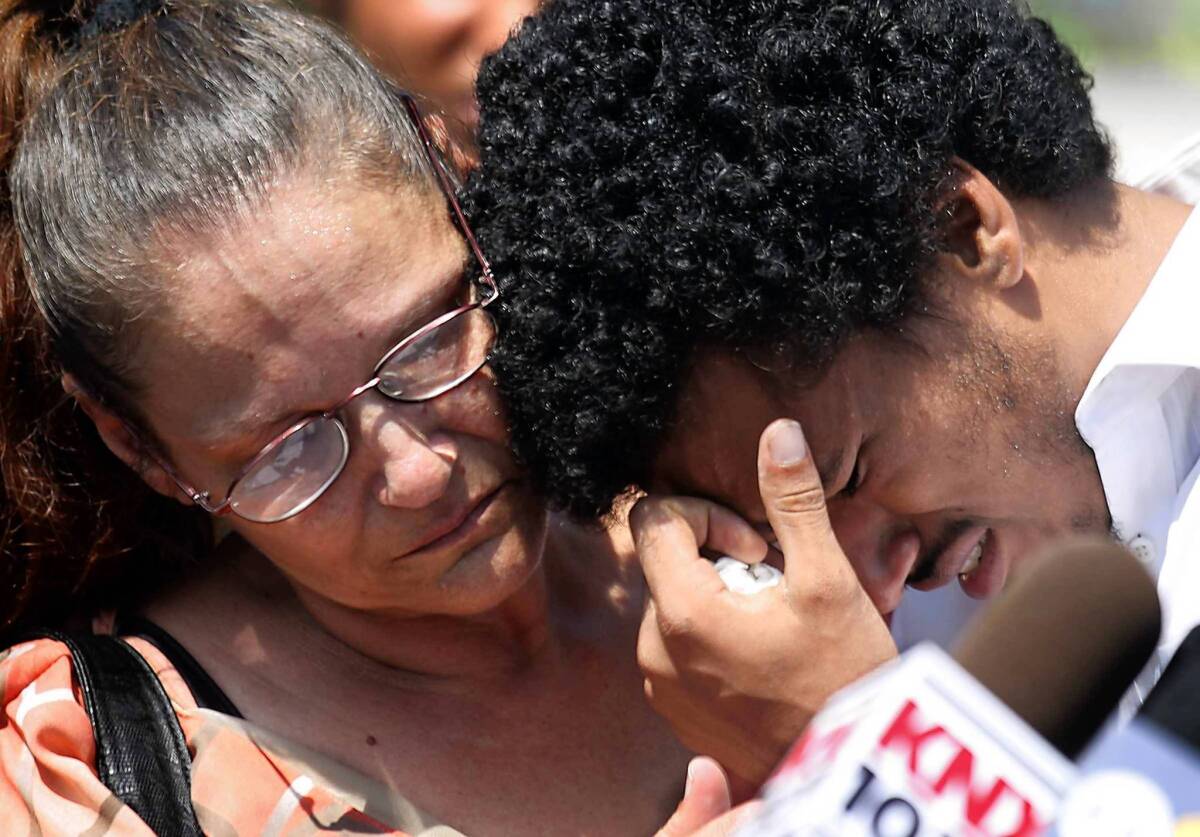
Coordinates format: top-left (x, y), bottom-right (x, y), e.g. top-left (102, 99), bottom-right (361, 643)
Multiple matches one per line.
top-left (771, 481), bottom-right (828, 517)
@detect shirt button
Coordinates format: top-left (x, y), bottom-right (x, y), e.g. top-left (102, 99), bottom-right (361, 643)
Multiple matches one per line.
top-left (1128, 536), bottom-right (1158, 570)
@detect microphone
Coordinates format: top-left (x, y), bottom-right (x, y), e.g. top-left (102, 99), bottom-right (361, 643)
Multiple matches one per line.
top-left (1044, 624), bottom-right (1200, 835)
top-left (737, 540), bottom-right (1160, 837)
top-left (952, 539), bottom-right (1160, 759)
top-left (1140, 624), bottom-right (1200, 751)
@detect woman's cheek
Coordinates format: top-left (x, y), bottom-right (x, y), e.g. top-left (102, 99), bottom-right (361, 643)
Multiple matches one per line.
top-left (448, 373), bottom-right (512, 442)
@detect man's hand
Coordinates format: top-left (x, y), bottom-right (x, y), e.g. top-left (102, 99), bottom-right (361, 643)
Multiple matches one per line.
top-left (633, 419), bottom-right (898, 786)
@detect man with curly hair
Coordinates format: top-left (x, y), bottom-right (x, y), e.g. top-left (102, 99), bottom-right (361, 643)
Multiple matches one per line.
top-left (466, 0), bottom-right (1200, 782)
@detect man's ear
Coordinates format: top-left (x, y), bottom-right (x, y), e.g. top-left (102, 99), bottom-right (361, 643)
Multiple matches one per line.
top-left (935, 159), bottom-right (1025, 292)
top-left (62, 374), bottom-right (193, 504)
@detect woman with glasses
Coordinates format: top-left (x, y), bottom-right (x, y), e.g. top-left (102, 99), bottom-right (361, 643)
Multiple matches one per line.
top-left (0, 1), bottom-right (707, 833)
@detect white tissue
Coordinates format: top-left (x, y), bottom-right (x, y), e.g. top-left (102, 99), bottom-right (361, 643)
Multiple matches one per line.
top-left (713, 556), bottom-right (784, 595)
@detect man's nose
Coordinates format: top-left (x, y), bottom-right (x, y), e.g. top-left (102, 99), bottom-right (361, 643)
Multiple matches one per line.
top-left (828, 502), bottom-right (921, 616)
top-left (348, 399), bottom-right (457, 510)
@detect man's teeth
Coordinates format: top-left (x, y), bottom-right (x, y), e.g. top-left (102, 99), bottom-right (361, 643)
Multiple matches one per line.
top-left (959, 534), bottom-right (987, 578)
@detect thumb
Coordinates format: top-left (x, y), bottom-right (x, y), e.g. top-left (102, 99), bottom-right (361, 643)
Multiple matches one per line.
top-left (757, 419), bottom-right (847, 582)
top-left (656, 757), bottom-right (733, 836)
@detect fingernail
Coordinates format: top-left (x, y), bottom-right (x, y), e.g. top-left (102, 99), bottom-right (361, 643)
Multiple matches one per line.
top-left (684, 758), bottom-right (699, 797)
top-left (768, 420), bottom-right (808, 466)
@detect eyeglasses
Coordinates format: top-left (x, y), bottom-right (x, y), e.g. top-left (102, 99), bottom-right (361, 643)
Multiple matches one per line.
top-left (151, 96), bottom-right (498, 524)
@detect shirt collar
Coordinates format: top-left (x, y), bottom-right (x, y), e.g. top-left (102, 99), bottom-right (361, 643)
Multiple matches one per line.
top-left (1077, 206), bottom-right (1200, 416)
top-left (1075, 207), bottom-right (1200, 549)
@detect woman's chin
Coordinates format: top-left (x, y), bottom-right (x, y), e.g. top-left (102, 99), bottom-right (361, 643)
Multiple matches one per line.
top-left (424, 526), bottom-right (549, 616)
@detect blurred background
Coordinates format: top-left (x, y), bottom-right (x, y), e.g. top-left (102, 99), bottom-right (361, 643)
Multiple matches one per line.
top-left (299, 1), bottom-right (1200, 185)
top-left (1028, 0), bottom-right (1200, 184)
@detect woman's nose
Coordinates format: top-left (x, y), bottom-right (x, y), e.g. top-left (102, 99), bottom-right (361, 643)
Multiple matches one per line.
top-left (351, 400), bottom-right (457, 510)
top-left (828, 502), bottom-right (922, 616)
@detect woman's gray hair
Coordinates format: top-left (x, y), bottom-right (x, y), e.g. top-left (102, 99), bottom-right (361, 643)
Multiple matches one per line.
top-left (0, 0), bottom-right (436, 630)
top-left (13, 0), bottom-right (434, 419)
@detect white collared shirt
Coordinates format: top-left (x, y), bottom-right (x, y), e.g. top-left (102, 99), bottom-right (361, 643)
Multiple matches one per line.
top-left (1076, 206), bottom-right (1200, 713)
top-left (1076, 207), bottom-right (1200, 651)
top-left (892, 138), bottom-right (1200, 709)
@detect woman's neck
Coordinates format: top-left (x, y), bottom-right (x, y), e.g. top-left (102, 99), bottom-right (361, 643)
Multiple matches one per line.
top-left (289, 558), bottom-right (560, 684)
top-left (145, 518), bottom-right (638, 692)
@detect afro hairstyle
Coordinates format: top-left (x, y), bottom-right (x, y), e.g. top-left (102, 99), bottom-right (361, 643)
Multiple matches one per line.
top-left (466, 0), bottom-right (1113, 519)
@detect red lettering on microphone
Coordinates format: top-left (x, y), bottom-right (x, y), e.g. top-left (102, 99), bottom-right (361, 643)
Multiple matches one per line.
top-left (878, 700), bottom-right (1044, 837)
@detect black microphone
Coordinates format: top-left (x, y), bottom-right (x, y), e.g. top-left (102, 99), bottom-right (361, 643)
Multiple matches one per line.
top-left (1140, 624), bottom-right (1200, 751)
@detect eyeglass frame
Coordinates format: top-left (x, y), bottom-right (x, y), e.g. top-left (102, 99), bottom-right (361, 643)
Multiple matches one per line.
top-left (141, 94), bottom-right (498, 522)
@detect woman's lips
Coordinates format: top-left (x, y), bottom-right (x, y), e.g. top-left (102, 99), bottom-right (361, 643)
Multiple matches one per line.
top-left (395, 481), bottom-right (513, 561)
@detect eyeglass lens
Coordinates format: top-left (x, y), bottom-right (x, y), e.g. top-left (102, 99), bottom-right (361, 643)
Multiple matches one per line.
top-left (226, 308), bottom-right (497, 523)
top-left (378, 307), bottom-right (497, 400)
top-left (229, 418), bottom-right (350, 523)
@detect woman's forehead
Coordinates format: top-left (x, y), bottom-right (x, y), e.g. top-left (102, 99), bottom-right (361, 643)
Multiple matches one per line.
top-left (136, 181), bottom-right (464, 446)
top-left (175, 181), bottom-right (454, 303)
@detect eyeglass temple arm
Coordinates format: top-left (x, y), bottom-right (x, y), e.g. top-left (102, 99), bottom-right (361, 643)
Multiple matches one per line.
top-left (154, 459), bottom-right (230, 515)
top-left (402, 96), bottom-right (498, 303)
top-left (115, 417), bottom-right (231, 515)
top-left (148, 377), bottom-right (381, 519)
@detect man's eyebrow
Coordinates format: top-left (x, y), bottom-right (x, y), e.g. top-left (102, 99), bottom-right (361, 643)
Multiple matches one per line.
top-left (815, 447), bottom-right (844, 490)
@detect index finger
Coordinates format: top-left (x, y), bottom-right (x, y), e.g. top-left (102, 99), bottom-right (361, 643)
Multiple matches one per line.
top-left (630, 496), bottom-right (770, 609)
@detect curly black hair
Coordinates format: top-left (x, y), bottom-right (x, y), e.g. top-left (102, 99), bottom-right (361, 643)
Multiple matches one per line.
top-left (466, 0), bottom-right (1113, 519)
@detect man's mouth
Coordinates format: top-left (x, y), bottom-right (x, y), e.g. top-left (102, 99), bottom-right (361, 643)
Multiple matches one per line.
top-left (906, 524), bottom-right (1007, 599)
top-left (957, 528), bottom-right (1010, 599)
top-left (959, 531), bottom-right (987, 578)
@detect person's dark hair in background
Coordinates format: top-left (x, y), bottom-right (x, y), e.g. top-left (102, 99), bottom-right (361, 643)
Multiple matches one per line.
top-left (467, 0), bottom-right (1113, 519)
top-left (0, 0), bottom-right (430, 631)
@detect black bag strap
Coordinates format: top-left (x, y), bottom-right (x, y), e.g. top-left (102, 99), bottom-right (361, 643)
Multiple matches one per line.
top-left (114, 614), bottom-right (243, 719)
top-left (31, 631), bottom-right (203, 836)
